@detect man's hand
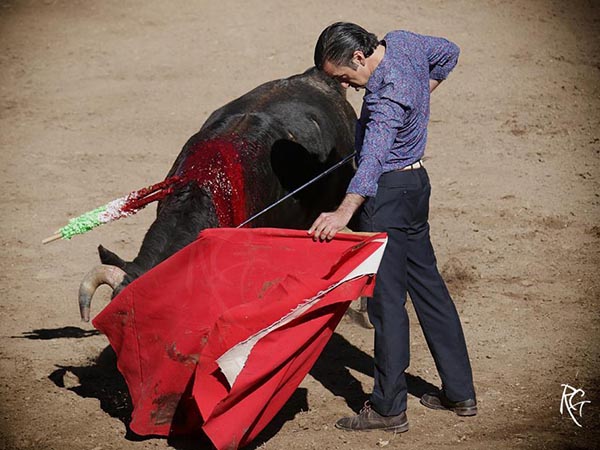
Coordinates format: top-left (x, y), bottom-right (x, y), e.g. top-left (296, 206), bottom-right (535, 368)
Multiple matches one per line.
top-left (429, 79), bottom-right (442, 92)
top-left (308, 193), bottom-right (365, 241)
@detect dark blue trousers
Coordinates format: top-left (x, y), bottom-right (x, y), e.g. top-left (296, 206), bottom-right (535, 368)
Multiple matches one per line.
top-left (359, 167), bottom-right (475, 416)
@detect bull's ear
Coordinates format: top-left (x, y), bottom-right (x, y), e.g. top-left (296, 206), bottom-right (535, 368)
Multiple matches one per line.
top-left (98, 245), bottom-right (127, 270)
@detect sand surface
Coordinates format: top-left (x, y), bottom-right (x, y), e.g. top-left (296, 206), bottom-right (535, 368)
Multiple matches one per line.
top-left (1, 1), bottom-right (599, 449)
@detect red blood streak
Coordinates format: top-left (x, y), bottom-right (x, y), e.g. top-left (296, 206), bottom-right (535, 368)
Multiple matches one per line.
top-left (117, 138), bottom-right (247, 227)
top-left (175, 138), bottom-right (247, 227)
top-left (121, 177), bottom-right (183, 214)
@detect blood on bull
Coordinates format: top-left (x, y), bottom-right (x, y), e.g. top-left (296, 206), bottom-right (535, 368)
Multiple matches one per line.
top-left (78, 67), bottom-right (357, 321)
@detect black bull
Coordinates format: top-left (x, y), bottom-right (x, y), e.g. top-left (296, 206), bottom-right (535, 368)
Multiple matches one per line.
top-left (79, 67), bottom-right (357, 321)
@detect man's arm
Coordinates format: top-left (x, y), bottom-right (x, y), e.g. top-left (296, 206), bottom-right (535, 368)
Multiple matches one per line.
top-left (308, 94), bottom-right (405, 241)
top-left (430, 79), bottom-right (442, 92)
top-left (307, 193), bottom-right (364, 241)
top-left (418, 34), bottom-right (460, 82)
top-left (346, 93), bottom-right (405, 198)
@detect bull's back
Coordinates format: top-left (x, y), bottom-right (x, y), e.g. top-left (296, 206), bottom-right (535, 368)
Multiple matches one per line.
top-left (93, 68), bottom-right (358, 295)
top-left (201, 67), bottom-right (356, 156)
top-left (168, 67), bottom-right (357, 229)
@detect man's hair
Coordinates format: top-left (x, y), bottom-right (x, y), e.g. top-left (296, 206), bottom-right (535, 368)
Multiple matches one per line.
top-left (314, 22), bottom-right (379, 70)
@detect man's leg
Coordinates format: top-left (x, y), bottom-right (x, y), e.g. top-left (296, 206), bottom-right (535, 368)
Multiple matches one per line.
top-left (335, 209), bottom-right (411, 431)
top-left (334, 222), bottom-right (411, 431)
top-left (358, 173), bottom-right (421, 417)
top-left (367, 227), bottom-right (411, 416)
top-left (406, 221), bottom-right (475, 403)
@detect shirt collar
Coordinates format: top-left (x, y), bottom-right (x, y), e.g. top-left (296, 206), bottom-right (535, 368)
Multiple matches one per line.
top-left (365, 39), bottom-right (388, 93)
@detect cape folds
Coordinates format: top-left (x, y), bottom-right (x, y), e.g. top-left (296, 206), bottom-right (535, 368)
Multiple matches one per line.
top-left (93, 227), bottom-right (386, 449)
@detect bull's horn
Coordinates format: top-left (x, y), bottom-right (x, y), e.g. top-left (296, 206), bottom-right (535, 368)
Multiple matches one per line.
top-left (78, 264), bottom-right (126, 322)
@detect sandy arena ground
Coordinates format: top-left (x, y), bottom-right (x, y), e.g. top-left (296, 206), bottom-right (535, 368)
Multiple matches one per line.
top-left (1, 1), bottom-right (599, 449)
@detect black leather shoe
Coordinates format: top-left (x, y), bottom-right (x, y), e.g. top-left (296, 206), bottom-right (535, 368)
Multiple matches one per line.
top-left (420, 391), bottom-right (477, 416)
top-left (335, 401), bottom-right (409, 432)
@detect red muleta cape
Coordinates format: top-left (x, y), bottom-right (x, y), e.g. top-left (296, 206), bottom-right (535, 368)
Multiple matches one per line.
top-left (93, 227), bottom-right (386, 449)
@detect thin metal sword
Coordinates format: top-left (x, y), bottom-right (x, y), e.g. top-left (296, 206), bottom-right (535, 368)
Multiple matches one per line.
top-left (236, 152), bottom-right (356, 228)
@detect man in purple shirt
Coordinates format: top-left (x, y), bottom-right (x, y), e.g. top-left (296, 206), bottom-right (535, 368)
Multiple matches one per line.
top-left (309, 22), bottom-right (476, 432)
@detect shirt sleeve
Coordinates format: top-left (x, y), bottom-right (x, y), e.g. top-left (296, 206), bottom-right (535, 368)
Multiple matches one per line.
top-left (418, 34), bottom-right (460, 81)
top-left (347, 89), bottom-right (406, 197)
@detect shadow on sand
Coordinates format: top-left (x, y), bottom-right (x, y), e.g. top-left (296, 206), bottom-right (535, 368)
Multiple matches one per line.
top-left (44, 329), bottom-right (437, 448)
top-left (16, 326), bottom-right (100, 340)
top-left (310, 332), bottom-right (438, 413)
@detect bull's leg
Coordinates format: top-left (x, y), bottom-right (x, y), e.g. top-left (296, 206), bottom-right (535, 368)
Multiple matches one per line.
top-left (346, 296), bottom-right (373, 329)
top-left (359, 296), bottom-right (369, 312)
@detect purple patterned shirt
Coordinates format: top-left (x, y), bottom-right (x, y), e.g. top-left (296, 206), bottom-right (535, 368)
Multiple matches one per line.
top-left (347, 30), bottom-right (460, 197)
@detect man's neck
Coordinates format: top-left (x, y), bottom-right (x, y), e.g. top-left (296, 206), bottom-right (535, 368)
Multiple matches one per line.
top-left (366, 44), bottom-right (386, 76)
